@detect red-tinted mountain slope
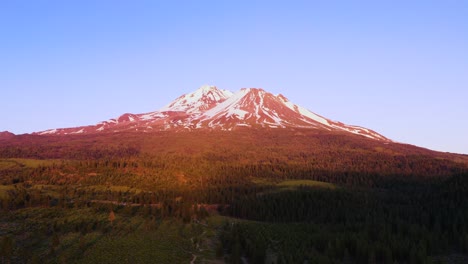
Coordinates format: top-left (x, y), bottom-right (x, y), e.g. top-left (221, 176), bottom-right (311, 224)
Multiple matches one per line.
top-left (35, 85), bottom-right (388, 141)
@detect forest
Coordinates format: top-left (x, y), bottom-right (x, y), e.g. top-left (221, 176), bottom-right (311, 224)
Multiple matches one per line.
top-left (1, 129), bottom-right (468, 263)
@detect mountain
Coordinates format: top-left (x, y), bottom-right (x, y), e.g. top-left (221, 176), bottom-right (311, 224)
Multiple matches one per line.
top-left (35, 85), bottom-right (388, 141)
top-left (0, 131), bottom-right (15, 140)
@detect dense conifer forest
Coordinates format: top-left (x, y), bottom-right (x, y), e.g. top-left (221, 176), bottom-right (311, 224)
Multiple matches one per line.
top-left (1, 130), bottom-right (468, 263)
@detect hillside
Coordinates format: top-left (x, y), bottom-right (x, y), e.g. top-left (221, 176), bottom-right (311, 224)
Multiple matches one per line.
top-left (1, 129), bottom-right (467, 188)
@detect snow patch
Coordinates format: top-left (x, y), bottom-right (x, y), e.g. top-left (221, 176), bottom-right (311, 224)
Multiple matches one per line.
top-left (71, 129), bottom-right (84, 134)
top-left (39, 129), bottom-right (57, 135)
top-left (227, 108), bottom-right (249, 119)
top-left (202, 88), bottom-right (250, 118)
top-left (159, 85), bottom-right (233, 114)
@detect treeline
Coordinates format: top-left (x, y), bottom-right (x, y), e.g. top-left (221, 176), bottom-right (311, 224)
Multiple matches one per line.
top-left (1, 153), bottom-right (465, 189)
top-left (0, 145), bottom-right (139, 160)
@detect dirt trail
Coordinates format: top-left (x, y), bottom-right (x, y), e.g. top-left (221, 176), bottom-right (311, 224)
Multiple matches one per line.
top-left (190, 254), bottom-right (197, 264)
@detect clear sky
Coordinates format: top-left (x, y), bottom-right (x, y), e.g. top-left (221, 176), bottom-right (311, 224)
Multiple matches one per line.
top-left (1, 1), bottom-right (467, 154)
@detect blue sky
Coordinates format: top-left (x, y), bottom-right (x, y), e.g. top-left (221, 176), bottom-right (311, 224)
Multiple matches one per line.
top-left (1, 1), bottom-right (467, 154)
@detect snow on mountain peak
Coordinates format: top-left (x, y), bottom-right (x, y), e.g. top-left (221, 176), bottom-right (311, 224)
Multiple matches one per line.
top-left (198, 84), bottom-right (217, 92)
top-left (159, 85), bottom-right (232, 114)
top-left (33, 85), bottom-right (390, 141)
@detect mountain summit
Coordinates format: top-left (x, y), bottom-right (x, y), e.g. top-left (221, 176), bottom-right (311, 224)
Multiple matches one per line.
top-left (160, 85), bottom-right (233, 114)
top-left (36, 85), bottom-right (389, 141)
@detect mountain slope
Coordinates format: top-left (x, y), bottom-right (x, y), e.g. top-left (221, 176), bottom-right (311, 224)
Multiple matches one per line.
top-left (34, 85), bottom-right (388, 141)
top-left (0, 131), bottom-right (15, 140)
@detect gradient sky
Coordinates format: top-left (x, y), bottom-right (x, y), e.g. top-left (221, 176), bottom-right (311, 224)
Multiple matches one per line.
top-left (1, 1), bottom-right (467, 154)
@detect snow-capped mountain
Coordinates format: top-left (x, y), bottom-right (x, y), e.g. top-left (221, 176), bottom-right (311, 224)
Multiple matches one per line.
top-left (159, 85), bottom-right (233, 114)
top-left (36, 85), bottom-right (389, 141)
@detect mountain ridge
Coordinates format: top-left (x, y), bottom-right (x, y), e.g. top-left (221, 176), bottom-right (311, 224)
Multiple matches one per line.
top-left (34, 85), bottom-right (389, 141)
top-left (0, 131), bottom-right (15, 140)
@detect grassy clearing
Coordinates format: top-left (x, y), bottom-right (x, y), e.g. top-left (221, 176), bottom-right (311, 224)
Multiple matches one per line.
top-left (29, 184), bottom-right (64, 198)
top-left (250, 177), bottom-right (276, 185)
top-left (0, 158), bottom-right (63, 170)
top-left (0, 159), bottom-right (19, 170)
top-left (276, 180), bottom-right (336, 190)
top-left (77, 229), bottom-right (191, 263)
top-left (75, 219), bottom-right (223, 263)
top-left (1, 207), bottom-right (225, 264)
top-left (78, 185), bottom-right (143, 194)
top-left (0, 185), bottom-right (15, 199)
top-left (9, 158), bottom-right (62, 168)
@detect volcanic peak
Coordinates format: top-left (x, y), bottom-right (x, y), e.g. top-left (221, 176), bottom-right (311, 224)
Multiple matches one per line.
top-left (34, 85), bottom-right (390, 141)
top-left (159, 85), bottom-right (232, 114)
